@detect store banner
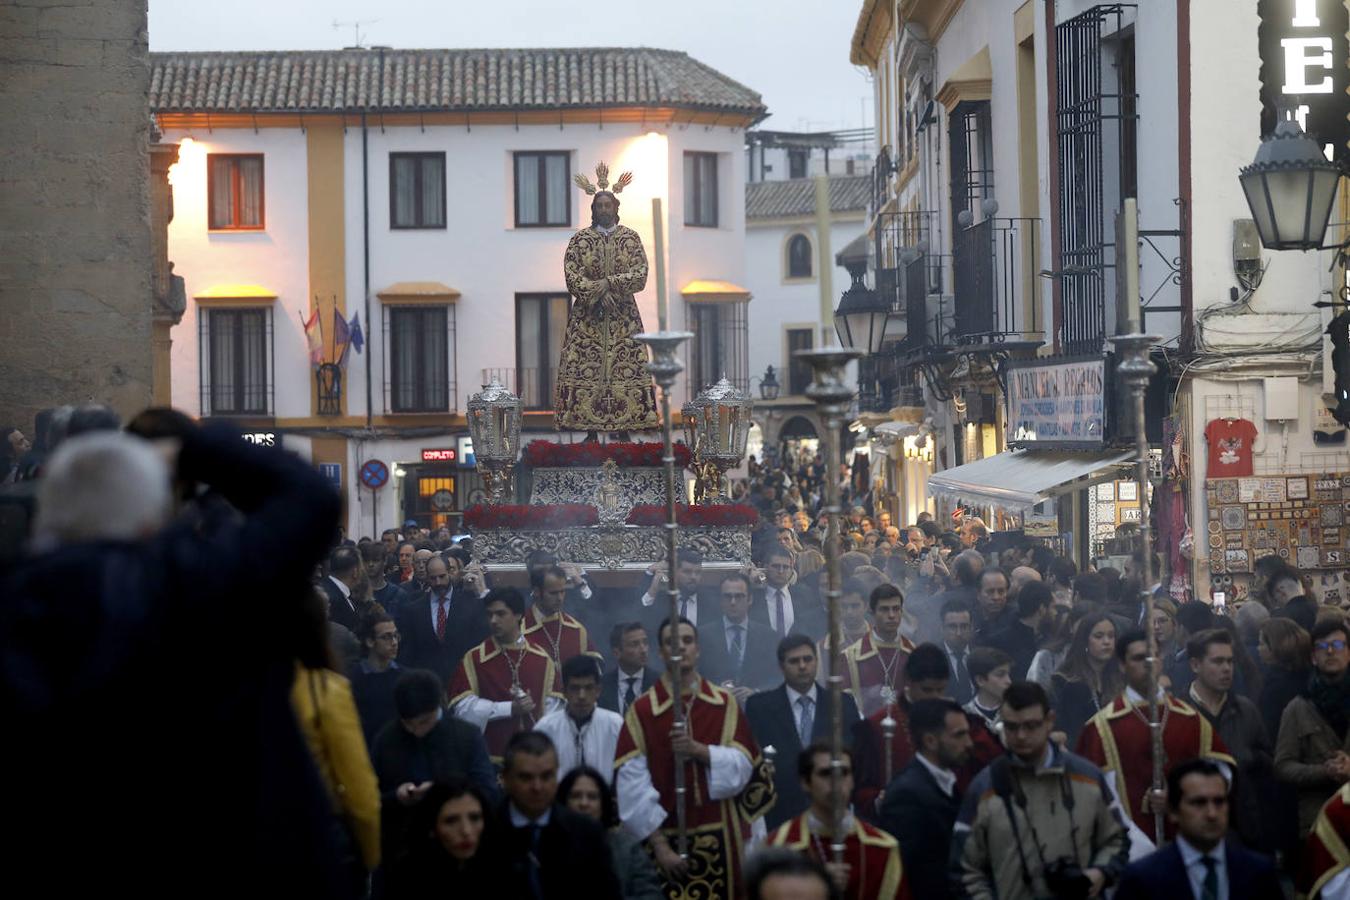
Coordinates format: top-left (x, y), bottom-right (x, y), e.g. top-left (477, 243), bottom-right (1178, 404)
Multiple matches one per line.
top-left (1005, 357), bottom-right (1107, 448)
top-left (1258, 0), bottom-right (1350, 161)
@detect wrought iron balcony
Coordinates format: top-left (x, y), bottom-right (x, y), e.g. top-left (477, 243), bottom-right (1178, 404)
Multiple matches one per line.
top-left (873, 209), bottom-right (937, 314)
top-left (480, 366), bottom-right (556, 411)
top-left (951, 217), bottom-right (1042, 347)
top-left (857, 346), bottom-right (925, 412)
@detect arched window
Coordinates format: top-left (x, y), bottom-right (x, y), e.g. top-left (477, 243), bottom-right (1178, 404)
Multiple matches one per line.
top-left (787, 234), bottom-right (813, 279)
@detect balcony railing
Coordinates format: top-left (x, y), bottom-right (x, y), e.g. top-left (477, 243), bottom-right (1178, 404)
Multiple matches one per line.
top-left (873, 209), bottom-right (937, 313)
top-left (951, 217), bottom-right (1042, 346)
top-left (903, 252), bottom-right (953, 350)
top-left (858, 348), bottom-right (925, 412)
top-left (480, 366), bottom-right (556, 410)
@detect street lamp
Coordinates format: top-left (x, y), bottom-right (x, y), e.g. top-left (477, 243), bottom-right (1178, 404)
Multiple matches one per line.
top-left (466, 378), bottom-right (523, 505)
top-left (759, 365), bottom-right (781, 401)
top-left (1240, 119), bottom-right (1344, 251)
top-left (833, 257), bottom-right (894, 354)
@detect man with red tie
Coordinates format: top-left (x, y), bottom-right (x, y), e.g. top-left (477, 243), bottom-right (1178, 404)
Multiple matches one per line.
top-left (395, 554), bottom-right (487, 682)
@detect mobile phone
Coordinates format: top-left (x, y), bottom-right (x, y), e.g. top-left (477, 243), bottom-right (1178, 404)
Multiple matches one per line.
top-left (1212, 592), bottom-right (1227, 612)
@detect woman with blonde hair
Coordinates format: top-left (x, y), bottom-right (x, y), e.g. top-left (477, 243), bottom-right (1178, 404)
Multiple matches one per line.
top-left (795, 547), bottom-right (825, 593)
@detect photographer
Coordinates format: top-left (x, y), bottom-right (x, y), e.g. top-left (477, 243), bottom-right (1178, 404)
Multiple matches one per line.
top-left (951, 682), bottom-right (1128, 900)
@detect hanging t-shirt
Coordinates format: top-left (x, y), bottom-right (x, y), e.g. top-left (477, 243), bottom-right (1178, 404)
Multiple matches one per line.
top-left (1205, 418), bottom-right (1258, 477)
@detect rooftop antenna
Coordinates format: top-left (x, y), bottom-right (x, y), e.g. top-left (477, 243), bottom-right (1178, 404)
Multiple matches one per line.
top-left (332, 18), bottom-right (379, 49)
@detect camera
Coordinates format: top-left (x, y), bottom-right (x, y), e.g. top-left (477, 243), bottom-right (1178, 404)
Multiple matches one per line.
top-left (1042, 859), bottom-right (1091, 900)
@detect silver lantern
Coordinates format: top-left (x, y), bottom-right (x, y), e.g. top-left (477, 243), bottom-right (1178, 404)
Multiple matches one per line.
top-left (685, 376), bottom-right (753, 504)
top-left (466, 378), bottom-right (523, 505)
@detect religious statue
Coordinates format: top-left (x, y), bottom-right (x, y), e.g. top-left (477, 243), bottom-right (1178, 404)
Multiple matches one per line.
top-left (554, 162), bottom-right (660, 440)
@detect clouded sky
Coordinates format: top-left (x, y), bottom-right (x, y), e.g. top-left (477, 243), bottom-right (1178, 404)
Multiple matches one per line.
top-left (149, 0), bottom-right (875, 133)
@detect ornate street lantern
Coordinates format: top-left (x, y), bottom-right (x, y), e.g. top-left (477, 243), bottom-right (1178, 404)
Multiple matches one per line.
top-left (833, 257), bottom-right (893, 354)
top-left (686, 376), bottom-right (753, 504)
top-left (466, 378), bottom-right (523, 504)
top-left (1240, 119), bottom-right (1343, 251)
top-left (759, 365), bottom-right (781, 401)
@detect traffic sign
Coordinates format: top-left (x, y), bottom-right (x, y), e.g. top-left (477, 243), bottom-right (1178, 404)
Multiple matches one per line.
top-left (360, 459), bottom-right (390, 490)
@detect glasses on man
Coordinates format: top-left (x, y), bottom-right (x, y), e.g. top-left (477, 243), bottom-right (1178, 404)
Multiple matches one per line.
top-left (1315, 639), bottom-right (1348, 653)
top-left (376, 632), bottom-right (402, 643)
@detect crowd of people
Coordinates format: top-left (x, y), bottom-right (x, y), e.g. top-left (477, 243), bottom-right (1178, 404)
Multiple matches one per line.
top-left (6, 411), bottom-right (1350, 900)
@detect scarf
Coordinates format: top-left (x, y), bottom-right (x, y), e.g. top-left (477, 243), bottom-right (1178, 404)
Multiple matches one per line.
top-left (1306, 671), bottom-right (1350, 740)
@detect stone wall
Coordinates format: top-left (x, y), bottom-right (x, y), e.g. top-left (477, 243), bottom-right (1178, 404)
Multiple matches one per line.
top-left (0, 0), bottom-right (152, 432)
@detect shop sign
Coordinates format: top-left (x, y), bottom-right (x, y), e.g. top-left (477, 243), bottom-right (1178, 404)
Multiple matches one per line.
top-left (1258, 0), bottom-right (1350, 161)
top-left (457, 436), bottom-right (476, 467)
top-left (1005, 357), bottom-right (1106, 448)
top-left (242, 432), bottom-right (278, 446)
top-left (421, 447), bottom-right (457, 462)
top-left (317, 463), bottom-right (341, 493)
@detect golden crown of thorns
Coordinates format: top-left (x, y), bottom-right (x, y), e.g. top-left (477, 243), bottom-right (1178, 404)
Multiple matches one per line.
top-left (573, 161), bottom-right (633, 195)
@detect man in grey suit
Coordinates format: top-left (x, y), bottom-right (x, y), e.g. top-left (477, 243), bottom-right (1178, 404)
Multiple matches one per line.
top-left (746, 634), bottom-right (860, 830)
top-left (698, 572), bottom-right (781, 703)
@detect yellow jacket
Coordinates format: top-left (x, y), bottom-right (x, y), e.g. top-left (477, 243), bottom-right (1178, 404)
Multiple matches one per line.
top-left (291, 664), bottom-right (381, 869)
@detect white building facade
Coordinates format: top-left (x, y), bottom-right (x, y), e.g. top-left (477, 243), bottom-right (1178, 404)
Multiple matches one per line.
top-left (153, 48), bottom-right (765, 536)
top-left (853, 0), bottom-right (1348, 600)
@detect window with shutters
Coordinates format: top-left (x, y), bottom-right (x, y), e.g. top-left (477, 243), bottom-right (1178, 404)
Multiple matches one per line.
top-left (683, 152), bottom-right (719, 227)
top-left (389, 153), bottom-right (446, 229)
top-left (207, 154), bottom-right (265, 230)
top-left (514, 152), bottom-right (571, 227)
top-left (385, 305), bottom-right (455, 412)
top-left (199, 306), bottom-right (272, 415)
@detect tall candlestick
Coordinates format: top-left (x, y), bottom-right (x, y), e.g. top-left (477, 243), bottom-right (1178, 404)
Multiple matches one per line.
top-left (652, 197), bottom-right (668, 330)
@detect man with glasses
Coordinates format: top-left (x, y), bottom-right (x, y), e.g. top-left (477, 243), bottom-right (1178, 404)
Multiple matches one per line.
top-left (952, 681), bottom-right (1129, 900)
top-left (700, 572), bottom-right (781, 702)
top-left (1077, 628), bottom-right (1233, 845)
top-left (1276, 618), bottom-right (1350, 837)
top-left (350, 606), bottom-right (403, 747)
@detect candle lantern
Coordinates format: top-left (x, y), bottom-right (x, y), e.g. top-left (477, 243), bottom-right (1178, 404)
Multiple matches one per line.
top-left (466, 378), bottom-right (523, 505)
top-left (685, 376), bottom-right (753, 504)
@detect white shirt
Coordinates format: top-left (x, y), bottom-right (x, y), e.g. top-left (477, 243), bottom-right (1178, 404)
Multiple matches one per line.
top-left (765, 585), bottom-right (795, 634)
top-left (328, 575), bottom-right (353, 612)
top-left (915, 752), bottom-right (958, 798)
top-left (508, 804), bottom-right (552, 829)
top-left (785, 683), bottom-right (819, 708)
top-left (534, 707), bottom-right (624, 783)
top-left (617, 668), bottom-right (646, 714)
top-left (1176, 835), bottom-right (1228, 900)
top-left (617, 718), bottom-right (753, 840)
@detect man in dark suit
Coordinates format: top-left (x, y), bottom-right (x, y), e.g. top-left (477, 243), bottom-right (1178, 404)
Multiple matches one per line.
top-left (499, 731), bottom-right (622, 900)
top-left (633, 547), bottom-right (718, 641)
top-left (1114, 757), bottom-right (1282, 900)
top-left (879, 699), bottom-right (973, 900)
top-left (750, 544), bottom-right (825, 640)
top-left (323, 545), bottom-right (364, 632)
top-left (395, 554), bottom-right (486, 682)
top-left (699, 572), bottom-right (781, 699)
top-left (598, 621), bottom-right (661, 717)
top-left (746, 633), bottom-right (860, 830)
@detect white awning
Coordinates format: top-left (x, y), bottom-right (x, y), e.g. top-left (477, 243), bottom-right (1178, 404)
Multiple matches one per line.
top-left (927, 448), bottom-right (1135, 512)
top-left (874, 421), bottom-right (921, 439)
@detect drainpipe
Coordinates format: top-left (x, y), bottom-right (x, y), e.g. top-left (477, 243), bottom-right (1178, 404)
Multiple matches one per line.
top-left (362, 110), bottom-right (372, 430)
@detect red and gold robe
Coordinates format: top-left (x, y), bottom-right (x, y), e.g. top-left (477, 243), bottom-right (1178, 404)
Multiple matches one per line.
top-left (523, 606), bottom-right (602, 670)
top-left (842, 631), bottom-right (916, 718)
top-left (1305, 783), bottom-right (1350, 897)
top-left (448, 638), bottom-right (560, 764)
top-left (614, 676), bottom-right (774, 900)
top-left (1075, 692), bottom-right (1233, 843)
top-left (766, 812), bottom-right (909, 900)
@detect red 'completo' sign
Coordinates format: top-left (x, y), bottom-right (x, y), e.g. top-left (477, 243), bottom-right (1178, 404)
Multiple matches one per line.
top-left (421, 448), bottom-right (457, 462)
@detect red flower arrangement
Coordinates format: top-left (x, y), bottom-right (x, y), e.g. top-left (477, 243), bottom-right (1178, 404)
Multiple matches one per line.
top-left (522, 440), bottom-right (692, 469)
top-left (463, 503), bottom-right (600, 530)
top-left (625, 504), bottom-right (760, 527)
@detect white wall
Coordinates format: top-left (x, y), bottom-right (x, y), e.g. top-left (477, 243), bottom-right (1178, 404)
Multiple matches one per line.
top-left (165, 129), bottom-right (311, 417)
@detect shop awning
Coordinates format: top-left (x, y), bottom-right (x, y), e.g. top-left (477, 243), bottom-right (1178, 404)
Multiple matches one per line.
top-left (927, 448), bottom-right (1135, 512)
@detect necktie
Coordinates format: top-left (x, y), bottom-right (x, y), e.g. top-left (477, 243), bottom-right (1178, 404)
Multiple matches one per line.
top-left (435, 598), bottom-right (447, 640)
top-left (730, 624), bottom-right (744, 670)
top-left (679, 594), bottom-right (690, 621)
top-left (623, 677), bottom-right (638, 711)
top-left (774, 590), bottom-right (788, 637)
top-left (527, 824), bottom-right (543, 899)
top-left (1200, 856), bottom-right (1218, 900)
top-left (955, 652), bottom-right (970, 696)
top-left (798, 695), bottom-right (815, 745)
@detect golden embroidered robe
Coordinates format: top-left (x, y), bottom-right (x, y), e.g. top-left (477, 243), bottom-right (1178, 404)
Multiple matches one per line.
top-left (555, 224), bottom-right (659, 432)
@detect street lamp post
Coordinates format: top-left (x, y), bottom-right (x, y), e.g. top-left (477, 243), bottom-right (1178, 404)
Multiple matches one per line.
top-left (795, 346), bottom-right (863, 867)
top-left (634, 329), bottom-right (693, 859)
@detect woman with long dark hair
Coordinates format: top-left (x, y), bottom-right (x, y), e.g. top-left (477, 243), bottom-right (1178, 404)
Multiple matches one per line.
top-left (1051, 612), bottom-right (1123, 748)
top-left (384, 779), bottom-right (501, 898)
top-left (1258, 617), bottom-right (1312, 742)
top-left (559, 766), bottom-right (662, 900)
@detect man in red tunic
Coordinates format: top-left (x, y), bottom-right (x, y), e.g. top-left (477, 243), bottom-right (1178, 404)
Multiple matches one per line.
top-left (766, 743), bottom-right (909, 899)
top-left (449, 587), bottom-right (562, 765)
top-left (523, 563), bottom-right (602, 669)
top-left (842, 584), bottom-right (916, 717)
top-left (1076, 628), bottom-right (1233, 844)
top-left (1305, 783), bottom-right (1350, 898)
top-left (614, 616), bottom-right (774, 900)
